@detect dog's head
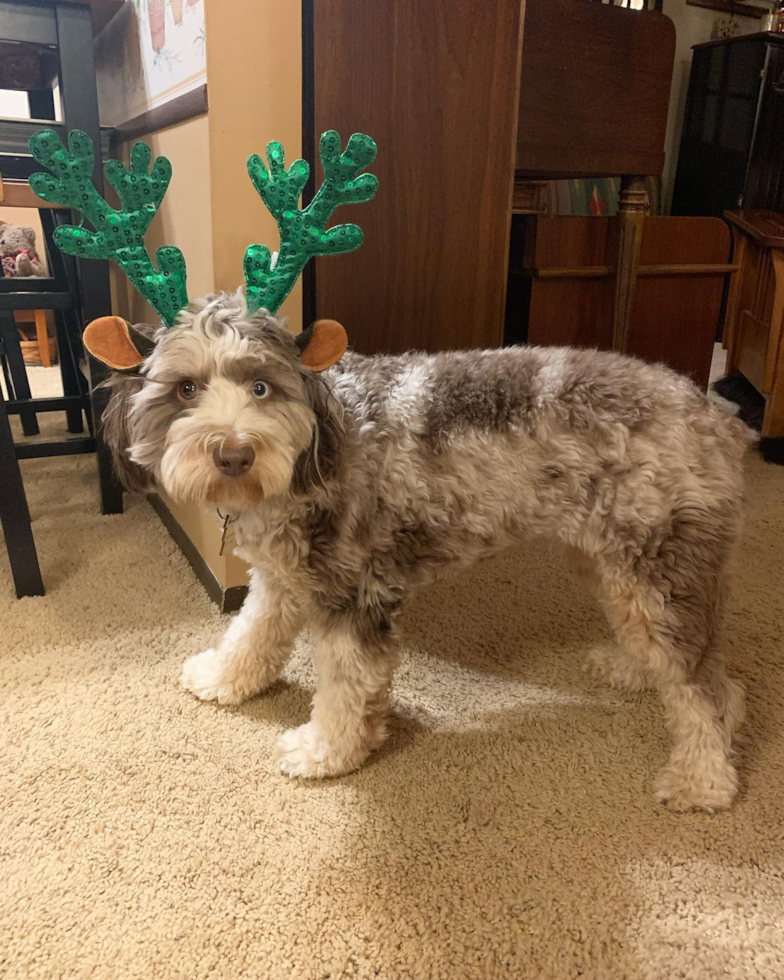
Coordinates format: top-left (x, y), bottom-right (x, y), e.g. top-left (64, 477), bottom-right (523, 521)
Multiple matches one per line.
top-left (98, 293), bottom-right (345, 510)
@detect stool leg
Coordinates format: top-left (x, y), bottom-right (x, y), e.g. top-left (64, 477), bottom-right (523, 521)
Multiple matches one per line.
top-left (34, 310), bottom-right (51, 368)
top-left (762, 251), bottom-right (784, 439)
top-left (0, 310), bottom-right (39, 437)
top-left (0, 393), bottom-right (44, 598)
top-left (56, 311), bottom-right (85, 434)
top-left (1, 351), bottom-right (15, 399)
top-left (88, 356), bottom-right (124, 515)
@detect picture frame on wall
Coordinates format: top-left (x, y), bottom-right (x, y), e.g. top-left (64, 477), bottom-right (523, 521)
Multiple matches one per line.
top-left (94, 0), bottom-right (207, 140)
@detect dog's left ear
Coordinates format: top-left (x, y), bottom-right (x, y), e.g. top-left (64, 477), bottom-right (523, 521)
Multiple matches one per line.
top-left (295, 319), bottom-right (348, 372)
top-left (82, 315), bottom-right (158, 372)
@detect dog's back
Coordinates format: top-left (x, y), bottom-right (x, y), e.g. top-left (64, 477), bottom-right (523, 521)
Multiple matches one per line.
top-left (328, 344), bottom-right (751, 470)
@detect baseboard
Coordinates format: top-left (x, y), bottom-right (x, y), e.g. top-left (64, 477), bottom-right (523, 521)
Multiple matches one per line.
top-left (147, 494), bottom-right (248, 613)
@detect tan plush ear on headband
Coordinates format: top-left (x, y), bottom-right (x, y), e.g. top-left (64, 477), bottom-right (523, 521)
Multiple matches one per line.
top-left (83, 315), bottom-right (145, 371)
top-left (298, 319), bottom-right (348, 372)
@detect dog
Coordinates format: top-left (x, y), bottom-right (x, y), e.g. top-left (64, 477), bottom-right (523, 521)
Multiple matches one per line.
top-left (103, 292), bottom-right (752, 811)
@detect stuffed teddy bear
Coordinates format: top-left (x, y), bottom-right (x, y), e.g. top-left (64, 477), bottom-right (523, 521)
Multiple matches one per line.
top-left (0, 221), bottom-right (46, 278)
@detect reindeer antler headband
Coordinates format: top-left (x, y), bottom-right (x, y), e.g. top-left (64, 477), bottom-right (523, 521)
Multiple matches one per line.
top-left (27, 128), bottom-right (378, 356)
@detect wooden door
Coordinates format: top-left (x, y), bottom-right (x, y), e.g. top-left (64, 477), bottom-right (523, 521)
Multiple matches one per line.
top-left (307, 0), bottom-right (524, 354)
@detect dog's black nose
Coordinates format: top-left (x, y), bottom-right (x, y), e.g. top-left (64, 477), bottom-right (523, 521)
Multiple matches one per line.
top-left (213, 443), bottom-right (255, 478)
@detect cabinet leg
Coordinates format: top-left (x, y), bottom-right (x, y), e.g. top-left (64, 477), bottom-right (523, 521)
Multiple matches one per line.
top-left (611, 175), bottom-right (648, 354)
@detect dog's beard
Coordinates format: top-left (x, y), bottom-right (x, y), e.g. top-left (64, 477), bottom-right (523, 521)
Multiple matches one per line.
top-left (158, 436), bottom-right (296, 508)
top-left (130, 400), bottom-right (315, 510)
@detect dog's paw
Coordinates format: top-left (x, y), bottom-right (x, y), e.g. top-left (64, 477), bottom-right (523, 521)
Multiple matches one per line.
top-left (273, 722), bottom-right (368, 779)
top-left (654, 758), bottom-right (738, 813)
top-left (582, 647), bottom-right (651, 693)
top-left (180, 648), bottom-right (252, 706)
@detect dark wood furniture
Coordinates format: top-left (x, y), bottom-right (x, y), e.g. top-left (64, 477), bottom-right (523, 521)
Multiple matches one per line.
top-left (0, 386), bottom-right (44, 598)
top-left (304, 0), bottom-right (715, 381)
top-left (305, 0), bottom-right (525, 354)
top-left (723, 210), bottom-right (784, 437)
top-left (672, 33), bottom-right (784, 218)
top-left (0, 0), bottom-right (123, 517)
top-left (516, 0), bottom-right (674, 180)
top-left (513, 214), bottom-right (732, 390)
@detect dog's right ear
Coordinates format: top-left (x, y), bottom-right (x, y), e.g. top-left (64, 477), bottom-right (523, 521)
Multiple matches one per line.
top-left (295, 319), bottom-right (348, 372)
top-left (82, 315), bottom-right (158, 372)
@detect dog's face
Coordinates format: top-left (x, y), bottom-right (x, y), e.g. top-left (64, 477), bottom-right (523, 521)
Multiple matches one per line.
top-left (103, 295), bottom-right (343, 510)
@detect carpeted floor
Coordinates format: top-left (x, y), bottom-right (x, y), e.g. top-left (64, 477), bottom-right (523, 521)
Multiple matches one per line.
top-left (2, 406), bottom-right (784, 979)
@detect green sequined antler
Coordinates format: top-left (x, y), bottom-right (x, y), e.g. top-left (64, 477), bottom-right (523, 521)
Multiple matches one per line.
top-left (28, 129), bottom-right (188, 327)
top-left (244, 130), bottom-right (378, 315)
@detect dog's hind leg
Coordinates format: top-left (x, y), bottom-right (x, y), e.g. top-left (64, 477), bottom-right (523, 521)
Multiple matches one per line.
top-left (583, 645), bottom-right (654, 692)
top-left (569, 546), bottom-right (653, 693)
top-left (180, 569), bottom-right (303, 705)
top-left (274, 616), bottom-right (398, 779)
top-left (597, 521), bottom-right (745, 812)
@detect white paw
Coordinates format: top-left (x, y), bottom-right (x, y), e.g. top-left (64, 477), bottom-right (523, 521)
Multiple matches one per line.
top-left (273, 722), bottom-right (368, 780)
top-left (180, 648), bottom-right (251, 706)
top-left (654, 757), bottom-right (738, 813)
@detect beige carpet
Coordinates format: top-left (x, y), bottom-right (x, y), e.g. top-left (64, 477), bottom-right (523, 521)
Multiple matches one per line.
top-left (2, 410), bottom-right (784, 980)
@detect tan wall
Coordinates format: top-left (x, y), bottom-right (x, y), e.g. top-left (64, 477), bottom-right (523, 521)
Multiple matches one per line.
top-left (112, 114), bottom-right (214, 324)
top-left (205, 0), bottom-right (303, 331)
top-left (107, 1), bottom-right (303, 595)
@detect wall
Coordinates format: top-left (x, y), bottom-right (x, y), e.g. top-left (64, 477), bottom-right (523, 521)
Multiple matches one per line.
top-left (108, 112), bottom-right (242, 587)
top-left (112, 113), bottom-right (213, 324)
top-left (662, 0), bottom-right (764, 211)
top-left (104, 0), bottom-right (303, 597)
top-left (204, 0), bottom-right (302, 329)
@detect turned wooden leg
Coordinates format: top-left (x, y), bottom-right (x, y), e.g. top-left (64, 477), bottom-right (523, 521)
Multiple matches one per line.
top-left (612, 175), bottom-right (649, 354)
top-left (34, 310), bottom-right (50, 368)
top-left (723, 226), bottom-right (746, 375)
top-left (762, 249), bottom-right (784, 439)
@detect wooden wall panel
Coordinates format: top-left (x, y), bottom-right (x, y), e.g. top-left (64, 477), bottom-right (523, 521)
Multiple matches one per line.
top-left (311, 0), bottom-right (524, 354)
top-left (528, 280), bottom-right (614, 349)
top-left (515, 216), bottom-right (614, 349)
top-left (628, 217), bottom-right (730, 389)
top-left (517, 0), bottom-right (675, 178)
top-left (519, 215), bottom-right (730, 389)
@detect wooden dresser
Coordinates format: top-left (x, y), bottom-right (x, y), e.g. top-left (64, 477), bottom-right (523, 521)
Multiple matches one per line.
top-left (724, 210), bottom-right (784, 437)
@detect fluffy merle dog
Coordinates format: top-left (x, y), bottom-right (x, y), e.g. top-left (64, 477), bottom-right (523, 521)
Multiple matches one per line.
top-left (104, 292), bottom-right (752, 811)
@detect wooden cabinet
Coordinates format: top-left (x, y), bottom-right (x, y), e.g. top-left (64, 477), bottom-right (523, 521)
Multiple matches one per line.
top-left (672, 33), bottom-right (784, 217)
top-left (305, 0), bottom-right (524, 355)
top-left (303, 0), bottom-right (676, 356)
top-left (724, 210), bottom-right (784, 437)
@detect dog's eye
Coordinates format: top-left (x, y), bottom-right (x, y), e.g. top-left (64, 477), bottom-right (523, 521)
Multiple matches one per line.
top-left (252, 380), bottom-right (273, 401)
top-left (178, 380), bottom-right (198, 401)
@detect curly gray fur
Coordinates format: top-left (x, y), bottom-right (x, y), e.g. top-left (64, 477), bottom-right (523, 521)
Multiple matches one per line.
top-left (107, 292), bottom-right (754, 811)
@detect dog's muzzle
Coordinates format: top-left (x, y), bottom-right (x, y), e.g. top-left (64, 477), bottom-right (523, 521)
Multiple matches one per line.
top-left (213, 441), bottom-right (255, 478)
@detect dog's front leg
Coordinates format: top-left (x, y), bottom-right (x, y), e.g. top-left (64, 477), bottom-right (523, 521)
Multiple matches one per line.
top-left (274, 619), bottom-right (397, 779)
top-left (180, 569), bottom-right (302, 705)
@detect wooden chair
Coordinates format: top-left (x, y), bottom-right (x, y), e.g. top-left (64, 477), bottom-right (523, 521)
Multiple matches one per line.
top-left (0, 384), bottom-right (44, 598)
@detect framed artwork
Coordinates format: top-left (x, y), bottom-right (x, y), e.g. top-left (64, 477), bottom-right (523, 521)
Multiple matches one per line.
top-left (95, 0), bottom-right (207, 135)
